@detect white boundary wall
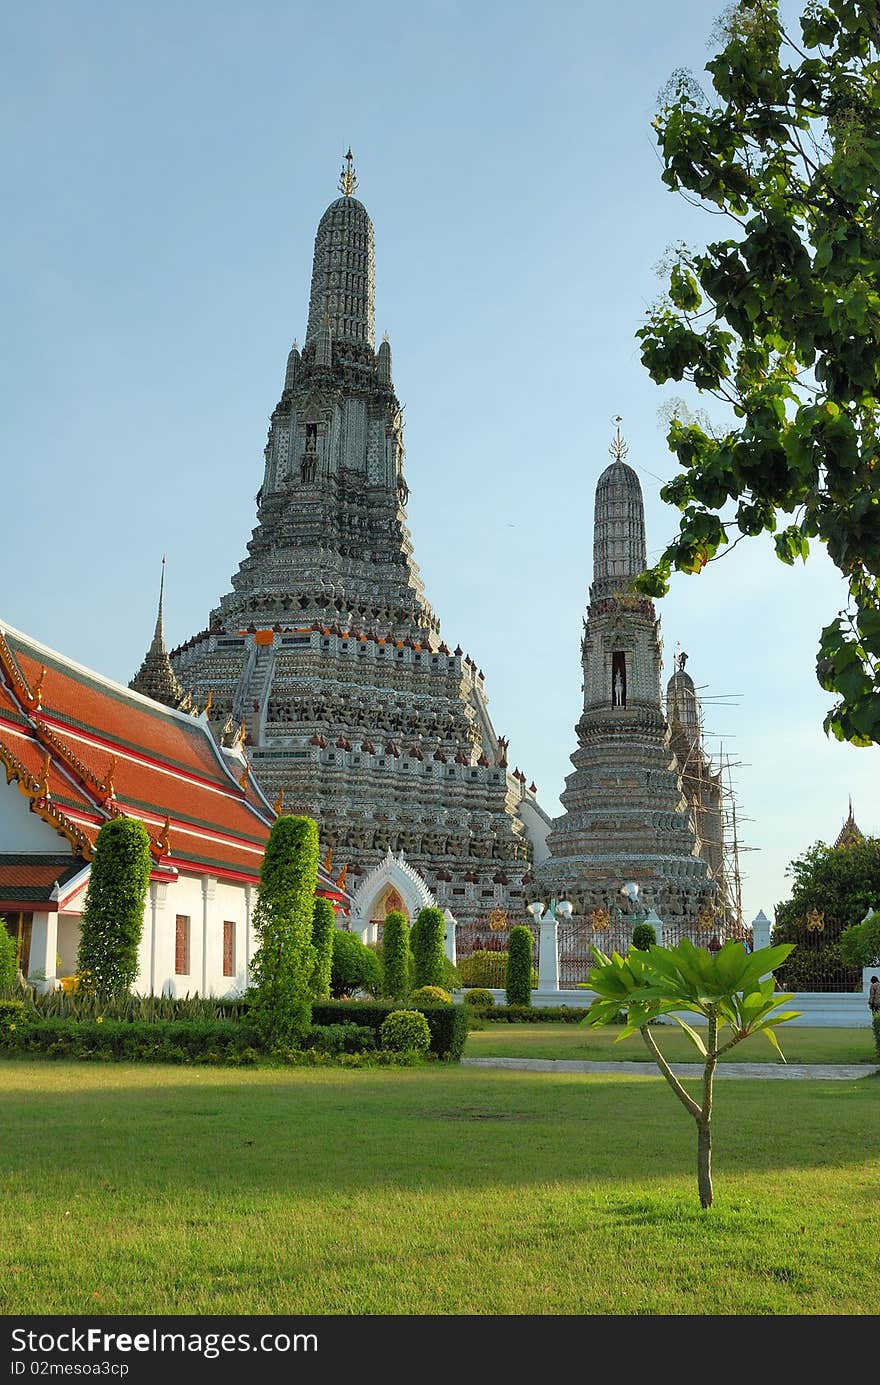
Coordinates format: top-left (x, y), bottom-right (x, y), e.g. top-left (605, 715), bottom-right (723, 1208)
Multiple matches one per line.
top-left (465, 988), bottom-right (876, 1028)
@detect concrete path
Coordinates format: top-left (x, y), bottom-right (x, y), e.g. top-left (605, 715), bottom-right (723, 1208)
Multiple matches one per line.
top-left (462, 1057), bottom-right (879, 1080)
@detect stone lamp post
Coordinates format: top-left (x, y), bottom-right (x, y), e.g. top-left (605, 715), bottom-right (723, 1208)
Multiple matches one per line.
top-left (528, 897), bottom-right (572, 993)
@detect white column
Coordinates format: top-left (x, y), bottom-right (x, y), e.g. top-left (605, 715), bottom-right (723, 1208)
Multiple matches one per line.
top-left (538, 914), bottom-right (559, 991)
top-left (244, 884), bottom-right (254, 985)
top-left (28, 911), bottom-right (58, 991)
top-left (148, 881), bottom-right (167, 996)
top-left (201, 875), bottom-right (216, 997)
top-left (442, 909), bottom-right (457, 966)
top-left (751, 910), bottom-right (772, 951)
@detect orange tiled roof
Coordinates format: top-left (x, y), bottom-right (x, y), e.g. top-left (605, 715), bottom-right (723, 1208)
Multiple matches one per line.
top-left (0, 853), bottom-right (85, 908)
top-left (0, 622), bottom-right (349, 902)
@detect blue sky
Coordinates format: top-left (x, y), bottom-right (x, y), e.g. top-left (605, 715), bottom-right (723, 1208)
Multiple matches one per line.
top-left (2, 0), bottom-right (876, 924)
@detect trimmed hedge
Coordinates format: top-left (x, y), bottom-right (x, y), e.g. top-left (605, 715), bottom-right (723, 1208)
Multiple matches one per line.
top-left (302, 1023), bottom-right (376, 1054)
top-left (0, 1017), bottom-right (260, 1064)
top-left (480, 1004), bottom-right (593, 1023)
top-left (311, 1001), bottom-right (468, 1061)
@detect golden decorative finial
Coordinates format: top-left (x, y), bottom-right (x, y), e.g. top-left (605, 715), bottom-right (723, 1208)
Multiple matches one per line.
top-left (104, 756), bottom-right (117, 799)
top-left (33, 666), bottom-right (46, 709)
top-left (335, 864), bottom-right (348, 891)
top-left (153, 815), bottom-right (171, 858)
top-left (609, 415), bottom-right (629, 463)
top-left (239, 761), bottom-right (250, 790)
top-left (323, 845), bottom-right (333, 874)
top-left (204, 688), bottom-right (213, 713)
top-left (273, 787), bottom-right (284, 816)
top-left (338, 148), bottom-right (358, 197)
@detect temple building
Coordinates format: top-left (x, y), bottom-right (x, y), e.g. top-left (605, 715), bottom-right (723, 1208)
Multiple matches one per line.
top-left (666, 651), bottom-right (725, 885)
top-left (163, 154), bottom-right (550, 928)
top-left (536, 429), bottom-right (726, 937)
top-left (833, 799), bottom-right (864, 849)
top-left (0, 620), bottom-right (348, 994)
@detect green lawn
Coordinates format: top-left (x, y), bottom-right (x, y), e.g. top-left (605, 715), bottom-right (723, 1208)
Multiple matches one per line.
top-left (465, 1023), bottom-right (878, 1065)
top-left (3, 1060), bottom-right (879, 1315)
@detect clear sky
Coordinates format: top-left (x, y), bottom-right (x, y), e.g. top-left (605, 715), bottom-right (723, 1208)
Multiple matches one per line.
top-left (2, 0), bottom-right (876, 925)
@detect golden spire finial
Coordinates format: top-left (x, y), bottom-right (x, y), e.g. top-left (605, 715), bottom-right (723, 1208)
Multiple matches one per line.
top-left (338, 148), bottom-right (358, 197)
top-left (273, 787), bottom-right (284, 817)
top-left (609, 415), bottom-right (629, 463)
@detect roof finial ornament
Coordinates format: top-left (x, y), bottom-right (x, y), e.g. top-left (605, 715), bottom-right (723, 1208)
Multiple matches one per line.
top-left (609, 416), bottom-right (629, 463)
top-left (338, 148), bottom-right (358, 197)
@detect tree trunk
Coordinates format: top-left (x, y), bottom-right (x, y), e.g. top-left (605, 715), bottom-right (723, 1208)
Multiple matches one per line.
top-left (697, 1116), bottom-right (713, 1208)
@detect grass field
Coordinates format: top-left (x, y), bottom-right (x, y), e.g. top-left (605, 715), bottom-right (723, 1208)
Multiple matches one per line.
top-left (3, 1060), bottom-right (879, 1316)
top-left (464, 1023), bottom-right (878, 1064)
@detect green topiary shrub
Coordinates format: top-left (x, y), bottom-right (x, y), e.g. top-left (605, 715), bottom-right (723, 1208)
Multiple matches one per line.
top-left (506, 925), bottom-right (533, 1007)
top-left (76, 818), bottom-right (152, 997)
top-left (382, 910), bottom-right (411, 1001)
top-left (379, 1009), bottom-right (431, 1053)
top-left (439, 954), bottom-right (461, 992)
top-left (410, 906), bottom-right (447, 990)
top-left (330, 930), bottom-right (383, 998)
top-left (0, 921), bottom-right (19, 995)
top-left (310, 896), bottom-right (336, 1000)
top-left (463, 988), bottom-right (495, 1008)
top-left (249, 815), bottom-right (319, 1048)
top-left (409, 985), bottom-right (452, 1005)
top-left (631, 922), bottom-right (657, 951)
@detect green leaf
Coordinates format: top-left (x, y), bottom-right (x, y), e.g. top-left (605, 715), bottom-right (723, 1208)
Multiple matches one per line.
top-left (668, 1014), bottom-right (708, 1056)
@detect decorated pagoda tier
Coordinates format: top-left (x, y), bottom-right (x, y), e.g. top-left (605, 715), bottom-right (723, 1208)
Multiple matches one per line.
top-left (536, 433), bottom-right (724, 936)
top-left (169, 155), bottom-right (551, 917)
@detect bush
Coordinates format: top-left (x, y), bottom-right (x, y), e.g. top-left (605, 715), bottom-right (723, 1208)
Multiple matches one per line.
top-left (439, 954), bottom-right (461, 993)
top-left (839, 910), bottom-right (880, 968)
top-left (382, 911), bottom-right (410, 1001)
top-left (409, 985), bottom-right (452, 1005)
top-left (506, 926), bottom-right (533, 1007)
top-left (0, 999), bottom-right (27, 1037)
top-left (410, 907), bottom-right (447, 990)
top-left (0, 921), bottom-right (19, 994)
top-left (310, 896), bottom-right (336, 1001)
top-left (458, 950), bottom-right (536, 989)
top-left (480, 1004), bottom-right (592, 1023)
top-left (76, 818), bottom-right (152, 996)
top-left (0, 1017), bottom-right (260, 1063)
top-left (249, 815), bottom-right (319, 1047)
top-left (331, 931), bottom-right (383, 998)
top-left (380, 1009), bottom-right (431, 1053)
top-left (631, 922), bottom-right (657, 951)
top-left (302, 1023), bottom-right (376, 1054)
top-left (311, 1001), bottom-right (468, 1061)
top-left (22, 989), bottom-right (250, 1023)
top-left (463, 988), bottom-right (495, 1008)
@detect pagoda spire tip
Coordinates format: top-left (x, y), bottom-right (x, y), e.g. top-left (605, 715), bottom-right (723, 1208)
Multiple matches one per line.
top-left (338, 148), bottom-right (358, 197)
